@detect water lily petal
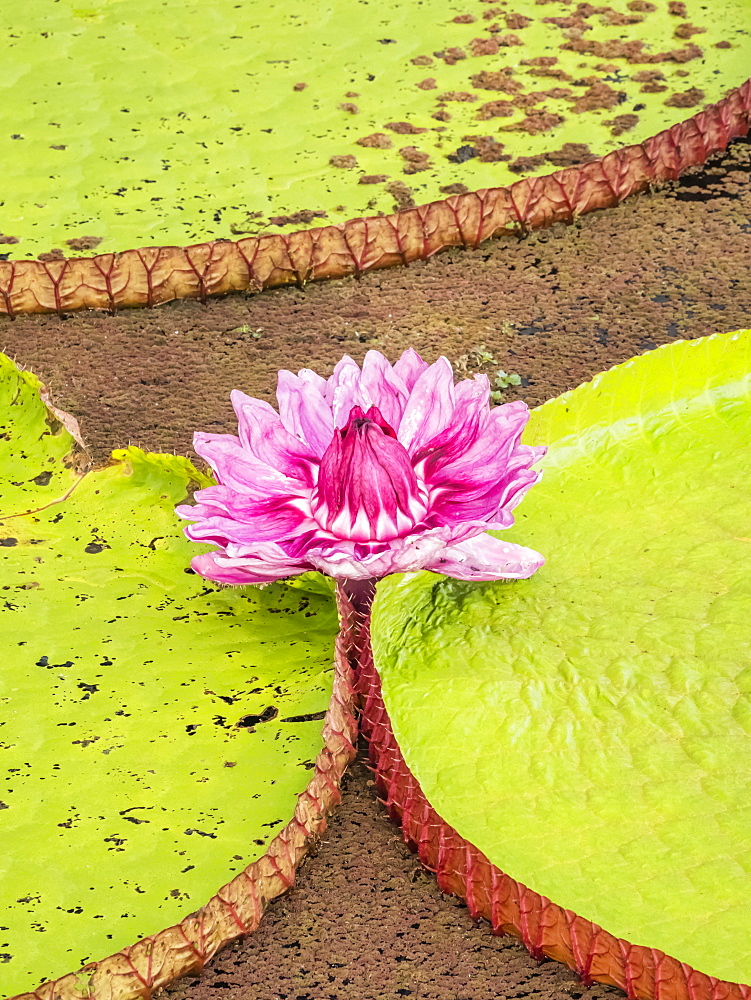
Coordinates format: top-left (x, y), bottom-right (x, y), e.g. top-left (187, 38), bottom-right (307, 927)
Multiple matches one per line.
top-left (180, 495), bottom-right (310, 545)
top-left (392, 348), bottom-right (429, 391)
top-left (231, 390), bottom-right (318, 485)
top-left (424, 533), bottom-right (545, 581)
top-left (192, 432), bottom-right (301, 497)
top-left (307, 529), bottom-right (451, 581)
top-left (412, 374), bottom-right (491, 476)
top-left (191, 546), bottom-right (311, 585)
top-left (313, 406), bottom-right (427, 541)
top-left (296, 367), bottom-right (328, 393)
top-left (359, 350), bottom-right (410, 429)
top-left (397, 356), bottom-right (456, 454)
top-left (277, 370), bottom-right (335, 456)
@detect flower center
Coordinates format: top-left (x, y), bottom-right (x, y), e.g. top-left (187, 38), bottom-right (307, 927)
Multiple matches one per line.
top-left (311, 405), bottom-right (428, 542)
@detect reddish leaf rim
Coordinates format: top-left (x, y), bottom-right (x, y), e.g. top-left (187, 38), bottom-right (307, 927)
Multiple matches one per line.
top-left (349, 598), bottom-right (751, 1000)
top-left (8, 636), bottom-right (358, 1000)
top-left (0, 81), bottom-right (749, 318)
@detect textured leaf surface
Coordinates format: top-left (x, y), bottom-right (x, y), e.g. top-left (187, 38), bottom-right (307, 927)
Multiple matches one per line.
top-left (372, 331), bottom-right (751, 985)
top-left (1, 0), bottom-right (749, 258)
top-left (0, 357), bottom-right (339, 995)
top-left (0, 361), bottom-right (85, 512)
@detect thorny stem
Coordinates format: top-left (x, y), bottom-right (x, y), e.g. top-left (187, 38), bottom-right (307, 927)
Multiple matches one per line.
top-left (336, 578), bottom-right (377, 692)
top-left (341, 577), bottom-right (376, 618)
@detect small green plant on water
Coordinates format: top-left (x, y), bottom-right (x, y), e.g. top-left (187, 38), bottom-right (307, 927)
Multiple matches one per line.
top-left (225, 324), bottom-right (263, 338)
top-left (490, 370), bottom-right (522, 404)
top-left (454, 345), bottom-right (522, 403)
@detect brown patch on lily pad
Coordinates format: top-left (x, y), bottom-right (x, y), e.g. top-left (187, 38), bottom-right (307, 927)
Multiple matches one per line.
top-left (600, 10), bottom-right (644, 26)
top-left (330, 155), bottom-right (358, 169)
top-left (385, 180), bottom-right (415, 210)
top-left (526, 66), bottom-right (573, 81)
top-left (470, 37), bottom-right (500, 56)
top-left (470, 69), bottom-right (521, 93)
top-left (436, 46), bottom-right (467, 64)
top-left (522, 56), bottom-right (558, 66)
top-left (439, 182), bottom-right (469, 194)
top-left (572, 80), bottom-right (625, 112)
top-left (416, 78), bottom-right (437, 90)
top-left (461, 135), bottom-right (510, 162)
top-left (495, 33), bottom-right (522, 46)
top-left (545, 142), bottom-right (598, 167)
top-left (268, 210), bottom-right (327, 227)
top-left (505, 12), bottom-right (532, 29)
top-left (358, 175), bottom-right (389, 184)
top-left (606, 112), bottom-right (640, 135)
top-left (632, 69), bottom-right (665, 82)
top-left (385, 122), bottom-right (428, 134)
top-left (665, 87), bottom-right (705, 108)
top-left (356, 133), bottom-right (393, 149)
top-left (438, 91), bottom-right (478, 103)
top-left (477, 100), bottom-right (516, 120)
top-left (399, 146), bottom-right (432, 173)
top-left (0, 234), bottom-right (19, 245)
top-left (674, 22), bottom-right (706, 39)
top-left (668, 1), bottom-right (688, 14)
top-left (563, 36), bottom-right (704, 64)
top-left (504, 110), bottom-right (565, 134)
top-left (508, 153), bottom-right (549, 174)
top-left (65, 236), bottom-right (104, 252)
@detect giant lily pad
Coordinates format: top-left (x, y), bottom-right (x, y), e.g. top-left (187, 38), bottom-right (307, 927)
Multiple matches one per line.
top-left (371, 330), bottom-right (751, 986)
top-left (0, 356), bottom-right (342, 995)
top-left (0, 0), bottom-right (749, 259)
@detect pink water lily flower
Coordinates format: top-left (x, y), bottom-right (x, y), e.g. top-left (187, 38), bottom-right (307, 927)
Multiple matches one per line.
top-left (176, 350), bottom-right (546, 585)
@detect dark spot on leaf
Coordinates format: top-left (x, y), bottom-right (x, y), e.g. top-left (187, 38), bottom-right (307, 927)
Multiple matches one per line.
top-left (185, 724), bottom-right (199, 735)
top-left (447, 144), bottom-right (477, 163)
top-left (184, 827), bottom-right (217, 838)
top-left (0, 538), bottom-right (18, 547)
top-left (280, 711), bottom-right (327, 723)
top-left (32, 471), bottom-right (53, 486)
top-left (85, 542), bottom-right (106, 554)
top-left (78, 682), bottom-right (99, 700)
top-left (237, 706), bottom-right (279, 731)
top-left (104, 836), bottom-right (126, 849)
top-left (37, 655), bottom-right (74, 669)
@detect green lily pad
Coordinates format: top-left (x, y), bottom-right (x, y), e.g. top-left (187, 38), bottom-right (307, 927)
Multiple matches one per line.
top-left (0, 356), bottom-right (339, 995)
top-left (1, 0), bottom-right (749, 259)
top-left (372, 330), bottom-right (751, 986)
